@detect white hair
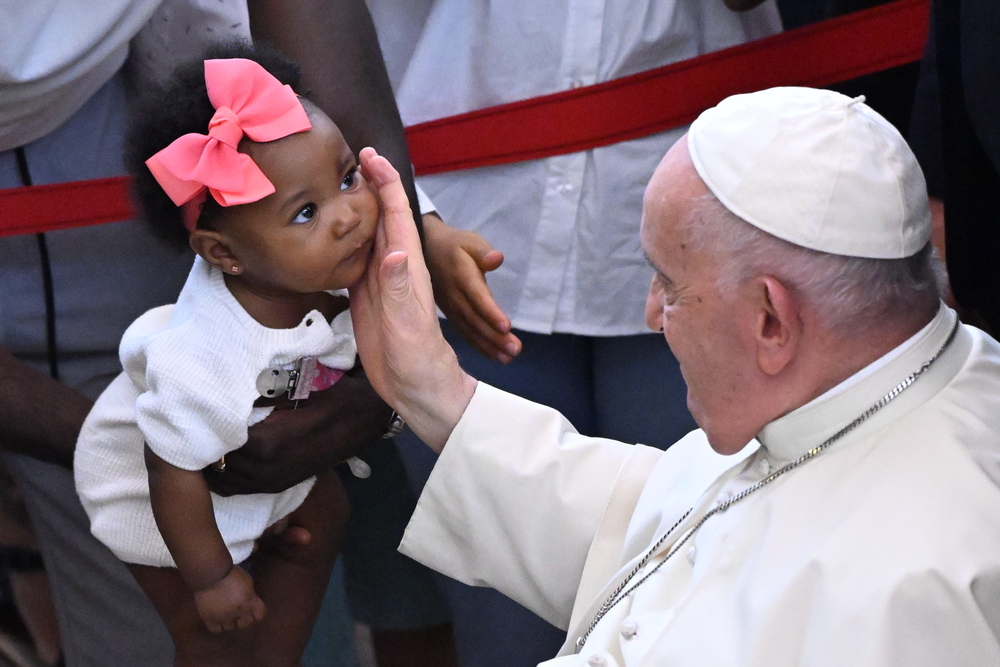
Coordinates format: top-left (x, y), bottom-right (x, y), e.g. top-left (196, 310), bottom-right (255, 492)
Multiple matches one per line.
top-left (682, 194), bottom-right (944, 333)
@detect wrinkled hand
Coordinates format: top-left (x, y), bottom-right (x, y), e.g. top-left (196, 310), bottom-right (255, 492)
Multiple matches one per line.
top-left (193, 566), bottom-right (265, 633)
top-left (422, 213), bottom-right (522, 363)
top-left (350, 148), bottom-right (477, 452)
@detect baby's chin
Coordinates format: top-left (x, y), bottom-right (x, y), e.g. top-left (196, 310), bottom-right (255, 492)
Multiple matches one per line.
top-left (328, 239), bottom-right (375, 290)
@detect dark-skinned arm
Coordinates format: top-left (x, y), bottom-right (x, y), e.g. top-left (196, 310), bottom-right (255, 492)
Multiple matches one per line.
top-left (209, 368), bottom-right (394, 496)
top-left (248, 0), bottom-right (422, 228)
top-left (0, 346), bottom-right (91, 468)
top-left (218, 1), bottom-right (517, 496)
top-left (251, 0), bottom-right (520, 363)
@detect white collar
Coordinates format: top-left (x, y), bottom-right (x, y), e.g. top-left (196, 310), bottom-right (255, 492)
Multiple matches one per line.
top-left (757, 304), bottom-right (964, 463)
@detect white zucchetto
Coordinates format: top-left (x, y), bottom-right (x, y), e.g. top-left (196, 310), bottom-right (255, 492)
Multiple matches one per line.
top-left (687, 86), bottom-right (931, 259)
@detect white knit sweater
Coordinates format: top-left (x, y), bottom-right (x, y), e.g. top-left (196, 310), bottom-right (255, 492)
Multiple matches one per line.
top-left (74, 257), bottom-right (357, 566)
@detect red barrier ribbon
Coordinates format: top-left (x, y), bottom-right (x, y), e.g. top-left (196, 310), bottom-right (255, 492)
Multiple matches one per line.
top-left (0, 0), bottom-right (929, 237)
top-left (0, 176), bottom-right (134, 237)
top-left (407, 0), bottom-right (930, 174)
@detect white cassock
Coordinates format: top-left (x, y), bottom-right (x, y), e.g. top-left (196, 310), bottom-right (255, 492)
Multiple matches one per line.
top-left (401, 305), bottom-right (1000, 666)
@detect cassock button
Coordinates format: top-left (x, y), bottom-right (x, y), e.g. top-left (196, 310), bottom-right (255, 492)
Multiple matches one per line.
top-left (620, 618), bottom-right (638, 639)
top-left (587, 654), bottom-right (608, 666)
top-left (686, 545), bottom-right (697, 565)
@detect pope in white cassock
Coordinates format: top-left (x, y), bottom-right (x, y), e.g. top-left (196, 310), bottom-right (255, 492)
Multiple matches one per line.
top-left (349, 87), bottom-right (1000, 666)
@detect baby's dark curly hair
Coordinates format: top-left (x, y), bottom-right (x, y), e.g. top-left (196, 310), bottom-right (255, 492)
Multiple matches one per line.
top-left (125, 40), bottom-right (303, 250)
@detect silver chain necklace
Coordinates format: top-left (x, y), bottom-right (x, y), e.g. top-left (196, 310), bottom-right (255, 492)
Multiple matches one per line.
top-left (575, 318), bottom-right (960, 653)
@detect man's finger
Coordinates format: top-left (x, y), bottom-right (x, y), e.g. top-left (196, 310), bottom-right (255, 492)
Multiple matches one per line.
top-left (381, 251), bottom-right (410, 301)
top-left (360, 148), bottom-right (422, 259)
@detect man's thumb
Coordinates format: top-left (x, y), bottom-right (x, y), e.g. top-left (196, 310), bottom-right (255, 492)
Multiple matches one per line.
top-left (382, 251), bottom-right (410, 299)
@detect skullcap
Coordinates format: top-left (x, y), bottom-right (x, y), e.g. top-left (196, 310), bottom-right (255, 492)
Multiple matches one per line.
top-left (687, 86), bottom-right (930, 258)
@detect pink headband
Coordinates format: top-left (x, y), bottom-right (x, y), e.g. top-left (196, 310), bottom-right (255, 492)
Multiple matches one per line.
top-left (145, 58), bottom-right (313, 232)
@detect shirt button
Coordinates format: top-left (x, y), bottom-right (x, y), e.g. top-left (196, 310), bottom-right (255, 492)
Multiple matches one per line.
top-left (587, 655), bottom-right (608, 666)
top-left (620, 618), bottom-right (638, 639)
top-left (686, 545), bottom-right (697, 565)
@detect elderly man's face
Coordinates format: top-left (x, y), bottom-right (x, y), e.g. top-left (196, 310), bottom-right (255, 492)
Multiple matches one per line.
top-left (641, 137), bottom-right (759, 455)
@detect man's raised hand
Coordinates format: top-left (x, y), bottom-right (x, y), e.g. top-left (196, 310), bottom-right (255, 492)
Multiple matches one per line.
top-left (351, 148), bottom-right (476, 452)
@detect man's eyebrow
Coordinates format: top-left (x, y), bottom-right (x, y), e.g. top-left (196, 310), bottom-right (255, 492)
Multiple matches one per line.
top-left (643, 250), bottom-right (666, 276)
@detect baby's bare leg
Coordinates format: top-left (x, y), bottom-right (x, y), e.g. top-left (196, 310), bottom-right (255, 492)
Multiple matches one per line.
top-left (128, 563), bottom-right (255, 666)
top-left (128, 471), bottom-right (347, 666)
top-left (248, 470), bottom-right (348, 664)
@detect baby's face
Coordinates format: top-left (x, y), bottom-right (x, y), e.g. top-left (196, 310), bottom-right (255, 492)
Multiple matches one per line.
top-left (218, 103), bottom-right (379, 295)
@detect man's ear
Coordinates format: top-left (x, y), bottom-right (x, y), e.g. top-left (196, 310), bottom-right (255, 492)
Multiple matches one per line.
top-left (189, 229), bottom-right (240, 275)
top-left (753, 276), bottom-right (801, 376)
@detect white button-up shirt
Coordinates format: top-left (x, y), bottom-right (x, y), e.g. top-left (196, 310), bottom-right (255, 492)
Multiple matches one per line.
top-left (370, 0), bottom-right (782, 334)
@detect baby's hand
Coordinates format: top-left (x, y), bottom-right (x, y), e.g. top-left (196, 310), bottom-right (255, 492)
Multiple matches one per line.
top-left (193, 566), bottom-right (266, 633)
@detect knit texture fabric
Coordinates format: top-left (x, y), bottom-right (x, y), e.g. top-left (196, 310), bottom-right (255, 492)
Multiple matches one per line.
top-left (75, 256), bottom-right (357, 566)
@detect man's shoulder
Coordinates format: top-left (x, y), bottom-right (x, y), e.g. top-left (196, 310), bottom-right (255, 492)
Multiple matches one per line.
top-left (932, 324), bottom-right (1000, 482)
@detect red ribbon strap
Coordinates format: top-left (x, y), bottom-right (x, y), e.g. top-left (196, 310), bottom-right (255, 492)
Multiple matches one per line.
top-left (0, 0), bottom-right (929, 236)
top-left (406, 0), bottom-right (930, 175)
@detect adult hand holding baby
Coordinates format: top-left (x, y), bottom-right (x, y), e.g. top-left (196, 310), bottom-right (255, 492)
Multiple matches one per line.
top-left (351, 148), bottom-right (478, 453)
top-left (422, 212), bottom-right (523, 363)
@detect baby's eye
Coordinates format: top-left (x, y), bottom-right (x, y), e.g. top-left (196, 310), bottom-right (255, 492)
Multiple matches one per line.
top-left (341, 167), bottom-right (359, 192)
top-left (292, 203), bottom-right (316, 224)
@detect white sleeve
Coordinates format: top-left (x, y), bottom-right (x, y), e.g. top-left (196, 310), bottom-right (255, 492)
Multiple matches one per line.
top-left (400, 382), bottom-right (659, 630)
top-left (415, 181), bottom-right (436, 216)
top-left (128, 326), bottom-right (259, 470)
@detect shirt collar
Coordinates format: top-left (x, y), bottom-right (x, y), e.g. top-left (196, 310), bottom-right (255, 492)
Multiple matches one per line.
top-left (756, 303), bottom-right (959, 463)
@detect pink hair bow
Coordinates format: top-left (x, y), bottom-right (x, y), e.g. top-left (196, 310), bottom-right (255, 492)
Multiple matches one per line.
top-left (145, 58), bottom-right (312, 231)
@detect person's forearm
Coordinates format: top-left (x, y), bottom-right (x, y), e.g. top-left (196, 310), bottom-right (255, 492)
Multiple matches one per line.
top-left (209, 370), bottom-right (393, 496)
top-left (394, 365), bottom-right (478, 454)
top-left (0, 347), bottom-right (91, 468)
top-left (247, 0), bottom-right (423, 226)
top-left (146, 445), bottom-right (232, 590)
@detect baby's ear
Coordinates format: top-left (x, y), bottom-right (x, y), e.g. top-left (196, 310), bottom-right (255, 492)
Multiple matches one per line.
top-left (189, 230), bottom-right (239, 275)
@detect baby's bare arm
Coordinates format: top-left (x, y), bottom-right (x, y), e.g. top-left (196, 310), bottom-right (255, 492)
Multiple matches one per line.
top-left (145, 445), bottom-right (264, 631)
top-left (146, 444), bottom-right (231, 589)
